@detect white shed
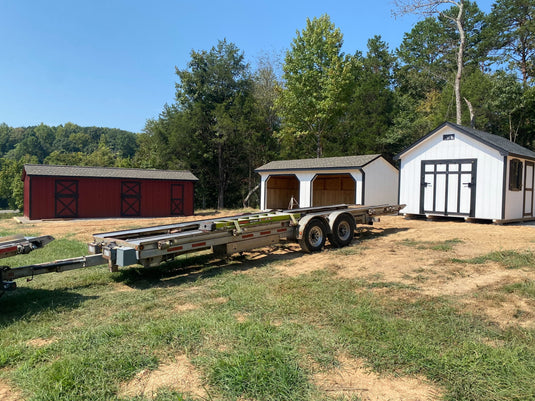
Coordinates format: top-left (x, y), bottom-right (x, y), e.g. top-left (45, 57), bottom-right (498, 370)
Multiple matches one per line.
top-left (395, 122), bottom-right (535, 223)
top-left (255, 154), bottom-right (398, 210)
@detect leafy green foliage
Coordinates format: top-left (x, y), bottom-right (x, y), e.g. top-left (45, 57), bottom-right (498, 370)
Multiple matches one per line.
top-left (0, 123), bottom-right (138, 210)
top-left (141, 40), bottom-right (279, 209)
top-left (342, 36), bottom-right (397, 156)
top-left (277, 15), bottom-right (354, 158)
top-left (487, 0), bottom-right (535, 86)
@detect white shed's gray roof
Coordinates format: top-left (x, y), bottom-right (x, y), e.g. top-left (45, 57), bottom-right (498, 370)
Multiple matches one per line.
top-left (255, 154), bottom-right (381, 172)
top-left (23, 164), bottom-right (198, 181)
top-left (395, 122), bottom-right (535, 160)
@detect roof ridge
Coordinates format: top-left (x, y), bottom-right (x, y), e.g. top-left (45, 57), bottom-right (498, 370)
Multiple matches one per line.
top-left (23, 164), bottom-right (199, 181)
top-left (24, 164), bottom-right (191, 173)
top-left (396, 122), bottom-right (535, 160)
top-left (255, 154), bottom-right (384, 172)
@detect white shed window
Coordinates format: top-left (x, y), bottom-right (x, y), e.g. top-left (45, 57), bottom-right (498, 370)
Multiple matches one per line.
top-left (509, 159), bottom-right (523, 191)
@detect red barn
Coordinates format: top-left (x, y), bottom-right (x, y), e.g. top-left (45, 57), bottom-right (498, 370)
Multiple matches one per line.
top-left (22, 164), bottom-right (198, 220)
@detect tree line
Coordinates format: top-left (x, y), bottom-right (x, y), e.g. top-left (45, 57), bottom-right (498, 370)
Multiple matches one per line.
top-left (1, 0), bottom-right (534, 211)
top-left (0, 123), bottom-right (138, 209)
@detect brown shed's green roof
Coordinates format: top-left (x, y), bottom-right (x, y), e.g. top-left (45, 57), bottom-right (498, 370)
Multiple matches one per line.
top-left (23, 164), bottom-right (198, 181)
top-left (255, 154), bottom-right (381, 172)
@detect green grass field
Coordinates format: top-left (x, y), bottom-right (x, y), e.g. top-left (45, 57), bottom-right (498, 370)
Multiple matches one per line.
top-left (1, 228), bottom-right (535, 400)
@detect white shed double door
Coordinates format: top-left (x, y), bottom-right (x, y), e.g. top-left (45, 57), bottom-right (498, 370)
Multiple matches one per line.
top-left (420, 159), bottom-right (477, 217)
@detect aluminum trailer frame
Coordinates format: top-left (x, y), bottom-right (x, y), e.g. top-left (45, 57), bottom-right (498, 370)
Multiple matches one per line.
top-left (1, 204), bottom-right (404, 291)
top-left (90, 204), bottom-right (404, 270)
top-left (1, 235), bottom-right (106, 293)
top-left (0, 235), bottom-right (55, 259)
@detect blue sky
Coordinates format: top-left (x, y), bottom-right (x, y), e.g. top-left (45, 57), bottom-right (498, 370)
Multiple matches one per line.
top-left (0, 0), bottom-right (495, 133)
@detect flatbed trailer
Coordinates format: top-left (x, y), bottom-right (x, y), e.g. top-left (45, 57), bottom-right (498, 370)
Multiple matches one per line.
top-left (90, 204), bottom-right (404, 270)
top-left (1, 204), bottom-right (403, 291)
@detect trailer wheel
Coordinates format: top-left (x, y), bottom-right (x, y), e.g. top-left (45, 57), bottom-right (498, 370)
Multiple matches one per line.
top-left (328, 214), bottom-right (355, 248)
top-left (299, 218), bottom-right (327, 253)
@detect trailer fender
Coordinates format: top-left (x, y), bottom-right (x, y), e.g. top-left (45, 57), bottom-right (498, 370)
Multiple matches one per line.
top-left (296, 214), bottom-right (329, 240)
top-left (326, 211), bottom-right (354, 231)
top-left (327, 211), bottom-right (356, 248)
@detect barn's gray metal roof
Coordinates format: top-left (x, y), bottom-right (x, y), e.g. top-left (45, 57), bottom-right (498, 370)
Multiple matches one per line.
top-left (255, 154), bottom-right (381, 172)
top-left (23, 164), bottom-right (199, 181)
top-left (395, 122), bottom-right (535, 160)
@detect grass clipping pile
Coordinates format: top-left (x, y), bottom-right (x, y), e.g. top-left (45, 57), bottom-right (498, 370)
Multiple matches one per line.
top-left (3, 212), bottom-right (535, 399)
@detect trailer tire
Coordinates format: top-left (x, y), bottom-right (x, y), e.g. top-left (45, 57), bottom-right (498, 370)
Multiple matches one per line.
top-left (328, 214), bottom-right (355, 248)
top-left (298, 218), bottom-right (327, 253)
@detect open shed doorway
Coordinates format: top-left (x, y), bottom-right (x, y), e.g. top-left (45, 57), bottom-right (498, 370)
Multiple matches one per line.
top-left (312, 174), bottom-right (356, 206)
top-left (265, 175), bottom-right (300, 209)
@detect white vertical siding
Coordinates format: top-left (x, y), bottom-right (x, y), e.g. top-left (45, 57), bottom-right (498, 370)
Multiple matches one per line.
top-left (259, 174), bottom-right (268, 210)
top-left (399, 126), bottom-right (504, 220)
top-left (296, 173), bottom-right (315, 207)
top-left (363, 158), bottom-right (398, 205)
top-left (350, 172), bottom-right (363, 204)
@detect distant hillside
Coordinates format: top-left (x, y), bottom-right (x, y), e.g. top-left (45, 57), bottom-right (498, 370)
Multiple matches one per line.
top-left (0, 122), bottom-right (138, 162)
top-left (0, 122), bottom-right (140, 210)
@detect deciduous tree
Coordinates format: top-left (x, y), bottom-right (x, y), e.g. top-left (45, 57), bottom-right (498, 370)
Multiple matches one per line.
top-left (277, 14), bottom-right (353, 158)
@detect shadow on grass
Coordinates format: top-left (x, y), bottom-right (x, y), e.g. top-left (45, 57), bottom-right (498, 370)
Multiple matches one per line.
top-left (356, 226), bottom-right (410, 241)
top-left (0, 287), bottom-right (96, 324)
top-left (114, 245), bottom-right (305, 290)
top-left (113, 225), bottom-right (409, 290)
top-left (194, 210), bottom-right (221, 217)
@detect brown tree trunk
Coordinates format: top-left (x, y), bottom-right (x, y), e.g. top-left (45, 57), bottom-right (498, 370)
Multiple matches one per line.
top-left (218, 141), bottom-right (224, 209)
top-left (463, 97), bottom-right (475, 128)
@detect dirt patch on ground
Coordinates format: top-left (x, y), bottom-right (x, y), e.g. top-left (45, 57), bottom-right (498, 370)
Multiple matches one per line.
top-left (314, 354), bottom-right (442, 401)
top-left (174, 302), bottom-right (200, 312)
top-left (4, 210), bottom-right (248, 242)
top-left (118, 355), bottom-right (207, 399)
top-left (25, 337), bottom-right (56, 348)
top-left (0, 379), bottom-right (23, 401)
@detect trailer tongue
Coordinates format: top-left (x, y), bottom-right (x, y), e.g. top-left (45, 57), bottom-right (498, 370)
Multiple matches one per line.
top-left (0, 235), bottom-right (105, 293)
top-left (1, 204), bottom-right (404, 291)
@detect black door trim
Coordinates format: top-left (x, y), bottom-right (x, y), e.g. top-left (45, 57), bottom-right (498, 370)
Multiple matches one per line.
top-left (523, 161), bottom-right (534, 218)
top-left (170, 183), bottom-right (184, 216)
top-left (420, 159), bottom-right (477, 217)
top-left (121, 181), bottom-right (141, 217)
top-left (55, 180), bottom-right (79, 218)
